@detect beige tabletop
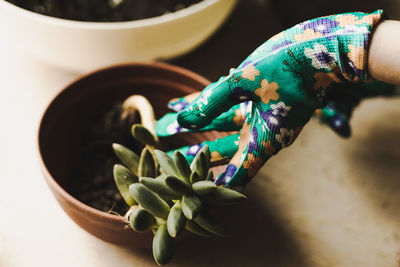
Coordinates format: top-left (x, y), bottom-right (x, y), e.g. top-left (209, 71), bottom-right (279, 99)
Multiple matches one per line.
top-left (1, 1), bottom-right (400, 266)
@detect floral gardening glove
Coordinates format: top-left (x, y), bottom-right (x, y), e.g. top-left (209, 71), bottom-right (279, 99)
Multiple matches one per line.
top-left (157, 10), bottom-right (386, 188)
top-left (158, 80), bottom-right (398, 140)
top-left (157, 81), bottom-right (398, 183)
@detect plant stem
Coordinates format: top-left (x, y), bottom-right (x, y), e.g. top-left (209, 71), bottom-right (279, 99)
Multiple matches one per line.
top-left (122, 95), bottom-right (158, 140)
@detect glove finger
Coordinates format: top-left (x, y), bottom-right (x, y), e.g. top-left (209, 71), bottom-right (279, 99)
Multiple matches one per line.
top-left (156, 113), bottom-right (190, 137)
top-left (167, 92), bottom-right (201, 112)
top-left (213, 111), bottom-right (271, 188)
top-left (156, 102), bottom-right (250, 137)
top-left (166, 133), bottom-right (240, 166)
top-left (319, 83), bottom-right (359, 138)
top-left (177, 67), bottom-right (257, 130)
top-left (314, 105), bottom-right (351, 138)
top-left (215, 95), bottom-right (312, 188)
top-left (318, 81), bottom-right (398, 138)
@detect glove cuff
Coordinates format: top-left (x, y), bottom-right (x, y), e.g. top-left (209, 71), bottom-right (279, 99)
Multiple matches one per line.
top-left (334, 10), bottom-right (386, 82)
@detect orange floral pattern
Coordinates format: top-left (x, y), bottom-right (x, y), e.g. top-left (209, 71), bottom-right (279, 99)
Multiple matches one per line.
top-left (347, 45), bottom-right (366, 70)
top-left (262, 140), bottom-right (277, 155)
top-left (270, 31), bottom-right (284, 41)
top-left (241, 64), bottom-right (260, 81)
top-left (255, 79), bottom-right (280, 104)
top-left (313, 72), bottom-right (341, 91)
top-left (211, 151), bottom-right (223, 161)
top-left (233, 109), bottom-right (245, 126)
top-left (243, 153), bottom-right (263, 178)
top-left (294, 28), bottom-right (323, 42)
top-left (335, 13), bottom-right (382, 27)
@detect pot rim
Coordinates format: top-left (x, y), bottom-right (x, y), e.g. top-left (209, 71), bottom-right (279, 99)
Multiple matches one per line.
top-left (0, 0), bottom-right (226, 29)
top-left (36, 62), bottom-right (211, 223)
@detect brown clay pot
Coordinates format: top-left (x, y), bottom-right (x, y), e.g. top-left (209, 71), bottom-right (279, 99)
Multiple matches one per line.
top-left (37, 62), bottom-right (228, 248)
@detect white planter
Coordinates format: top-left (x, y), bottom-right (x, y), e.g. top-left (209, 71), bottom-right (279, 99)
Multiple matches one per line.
top-left (0, 0), bottom-right (237, 72)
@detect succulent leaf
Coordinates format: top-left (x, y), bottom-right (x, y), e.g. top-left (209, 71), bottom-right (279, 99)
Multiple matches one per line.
top-left (129, 183), bottom-right (170, 219)
top-left (202, 145), bottom-right (211, 162)
top-left (131, 124), bottom-right (157, 146)
top-left (174, 151), bottom-right (191, 182)
top-left (190, 171), bottom-right (201, 184)
top-left (129, 206), bottom-right (156, 232)
top-left (206, 170), bottom-right (214, 181)
top-left (192, 181), bottom-right (216, 195)
top-left (138, 147), bottom-right (156, 177)
top-left (139, 177), bottom-right (182, 200)
top-left (113, 164), bottom-right (138, 206)
top-left (204, 187), bottom-right (247, 205)
top-left (153, 224), bottom-right (174, 265)
top-left (167, 202), bottom-right (186, 238)
top-left (112, 143), bottom-right (140, 176)
top-left (185, 220), bottom-right (213, 238)
top-left (194, 212), bottom-right (230, 237)
top-left (190, 152), bottom-right (208, 180)
top-left (155, 150), bottom-right (180, 177)
top-left (199, 145), bottom-right (211, 170)
top-left (181, 194), bottom-right (202, 220)
top-left (165, 176), bottom-right (192, 195)
top-left (191, 145), bottom-right (210, 178)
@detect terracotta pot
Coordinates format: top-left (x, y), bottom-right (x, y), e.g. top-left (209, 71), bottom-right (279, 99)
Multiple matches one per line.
top-left (37, 62), bottom-right (228, 248)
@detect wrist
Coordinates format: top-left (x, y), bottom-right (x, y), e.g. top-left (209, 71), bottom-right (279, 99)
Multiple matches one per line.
top-left (368, 20), bottom-right (400, 85)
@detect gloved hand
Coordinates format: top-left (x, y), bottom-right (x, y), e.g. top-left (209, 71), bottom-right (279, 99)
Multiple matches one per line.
top-left (157, 81), bottom-right (399, 186)
top-left (156, 10), bottom-right (388, 188)
top-left (158, 81), bottom-right (399, 138)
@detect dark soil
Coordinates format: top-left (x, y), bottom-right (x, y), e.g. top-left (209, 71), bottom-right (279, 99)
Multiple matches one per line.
top-left (68, 103), bottom-right (143, 215)
top-left (7, 0), bottom-right (203, 22)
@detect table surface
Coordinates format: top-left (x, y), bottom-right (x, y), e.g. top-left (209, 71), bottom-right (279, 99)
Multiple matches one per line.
top-left (1, 1), bottom-right (400, 266)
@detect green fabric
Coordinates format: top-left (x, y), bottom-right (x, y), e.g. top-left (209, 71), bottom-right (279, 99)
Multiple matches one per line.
top-left (157, 10), bottom-right (388, 187)
top-left (166, 133), bottom-right (240, 166)
top-left (158, 82), bottom-right (397, 174)
top-left (156, 102), bottom-right (248, 136)
top-left (158, 80), bottom-right (397, 138)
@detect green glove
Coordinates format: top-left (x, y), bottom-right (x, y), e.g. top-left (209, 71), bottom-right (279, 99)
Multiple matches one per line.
top-left (158, 81), bottom-right (399, 140)
top-left (157, 10), bottom-right (387, 188)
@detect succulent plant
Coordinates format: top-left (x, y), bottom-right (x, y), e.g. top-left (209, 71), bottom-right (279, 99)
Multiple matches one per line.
top-left (112, 95), bottom-right (246, 265)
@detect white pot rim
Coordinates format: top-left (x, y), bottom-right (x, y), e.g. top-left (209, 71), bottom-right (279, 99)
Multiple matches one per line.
top-left (0, 0), bottom-right (222, 29)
